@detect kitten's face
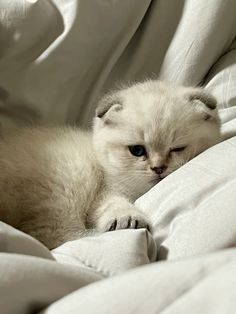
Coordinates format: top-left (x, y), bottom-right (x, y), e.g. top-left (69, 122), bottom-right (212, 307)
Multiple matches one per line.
top-left (93, 81), bottom-right (220, 199)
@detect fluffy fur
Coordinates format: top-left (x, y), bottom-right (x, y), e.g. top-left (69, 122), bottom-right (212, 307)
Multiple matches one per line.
top-left (0, 80), bottom-right (221, 248)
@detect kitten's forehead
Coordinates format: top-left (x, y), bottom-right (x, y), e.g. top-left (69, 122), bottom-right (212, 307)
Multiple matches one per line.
top-left (120, 80), bottom-right (185, 119)
top-left (120, 82), bottom-right (194, 149)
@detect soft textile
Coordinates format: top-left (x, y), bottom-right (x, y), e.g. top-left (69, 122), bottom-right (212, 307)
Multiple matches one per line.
top-left (0, 1), bottom-right (236, 313)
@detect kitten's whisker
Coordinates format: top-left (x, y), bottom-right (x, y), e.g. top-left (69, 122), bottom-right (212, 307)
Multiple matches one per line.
top-left (114, 169), bottom-right (151, 175)
top-left (110, 171), bottom-right (151, 191)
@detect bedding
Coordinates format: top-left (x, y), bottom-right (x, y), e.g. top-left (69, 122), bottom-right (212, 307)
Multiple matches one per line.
top-left (0, 0), bottom-right (236, 313)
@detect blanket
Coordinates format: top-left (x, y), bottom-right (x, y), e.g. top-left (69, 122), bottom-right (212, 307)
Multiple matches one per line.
top-left (0, 0), bottom-right (236, 313)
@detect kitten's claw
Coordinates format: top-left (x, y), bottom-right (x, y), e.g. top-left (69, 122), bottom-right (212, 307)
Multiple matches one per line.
top-left (108, 219), bottom-right (117, 231)
top-left (105, 215), bottom-right (150, 232)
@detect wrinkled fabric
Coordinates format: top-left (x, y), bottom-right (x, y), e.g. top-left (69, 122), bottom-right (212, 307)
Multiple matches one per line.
top-left (42, 249), bottom-right (236, 314)
top-left (0, 0), bottom-right (236, 130)
top-left (0, 0), bottom-right (236, 313)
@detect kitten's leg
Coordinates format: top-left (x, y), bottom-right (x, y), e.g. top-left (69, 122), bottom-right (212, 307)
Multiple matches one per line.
top-left (21, 220), bottom-right (86, 249)
top-left (18, 203), bottom-right (87, 249)
top-left (93, 195), bottom-right (150, 232)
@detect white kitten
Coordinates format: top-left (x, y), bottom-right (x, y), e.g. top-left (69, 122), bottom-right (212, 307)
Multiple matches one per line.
top-left (0, 80), bottom-right (220, 248)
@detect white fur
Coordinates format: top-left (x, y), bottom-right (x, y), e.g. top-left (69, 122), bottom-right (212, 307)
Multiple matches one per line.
top-left (0, 80), bottom-right (221, 248)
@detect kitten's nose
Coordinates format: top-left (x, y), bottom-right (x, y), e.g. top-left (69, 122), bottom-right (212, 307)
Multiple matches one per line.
top-left (151, 165), bottom-right (167, 175)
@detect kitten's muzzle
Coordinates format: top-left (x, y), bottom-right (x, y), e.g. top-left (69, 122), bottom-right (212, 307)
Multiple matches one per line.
top-left (151, 165), bottom-right (167, 175)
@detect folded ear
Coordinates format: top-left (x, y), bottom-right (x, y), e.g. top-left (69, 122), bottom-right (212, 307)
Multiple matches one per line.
top-left (186, 88), bottom-right (218, 120)
top-left (95, 93), bottom-right (123, 124)
top-left (188, 88), bottom-right (217, 109)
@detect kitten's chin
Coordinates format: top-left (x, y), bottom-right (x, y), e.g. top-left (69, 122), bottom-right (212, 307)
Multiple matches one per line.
top-left (150, 174), bottom-right (166, 186)
top-left (150, 178), bottom-right (163, 186)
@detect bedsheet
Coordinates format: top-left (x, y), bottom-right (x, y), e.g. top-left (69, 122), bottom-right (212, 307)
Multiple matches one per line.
top-left (0, 1), bottom-right (236, 313)
top-left (0, 0), bottom-right (236, 130)
top-left (1, 115), bottom-right (236, 314)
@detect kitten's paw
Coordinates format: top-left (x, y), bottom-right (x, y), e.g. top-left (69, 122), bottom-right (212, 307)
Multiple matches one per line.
top-left (105, 215), bottom-right (150, 232)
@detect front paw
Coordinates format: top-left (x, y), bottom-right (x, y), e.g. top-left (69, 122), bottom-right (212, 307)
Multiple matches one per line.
top-left (105, 215), bottom-right (150, 232)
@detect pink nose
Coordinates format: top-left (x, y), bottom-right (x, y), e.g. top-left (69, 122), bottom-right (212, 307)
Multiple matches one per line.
top-left (151, 165), bottom-right (167, 175)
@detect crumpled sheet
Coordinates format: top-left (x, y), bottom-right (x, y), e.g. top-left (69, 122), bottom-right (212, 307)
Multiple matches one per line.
top-left (1, 119), bottom-right (236, 314)
top-left (0, 0), bottom-right (236, 130)
top-left (0, 0), bottom-right (236, 313)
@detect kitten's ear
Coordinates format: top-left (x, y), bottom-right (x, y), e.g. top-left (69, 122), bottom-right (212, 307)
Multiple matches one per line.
top-left (186, 88), bottom-right (218, 120)
top-left (96, 93), bottom-right (123, 124)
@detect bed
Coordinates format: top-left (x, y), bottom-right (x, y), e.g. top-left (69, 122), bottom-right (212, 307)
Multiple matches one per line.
top-left (0, 1), bottom-right (236, 313)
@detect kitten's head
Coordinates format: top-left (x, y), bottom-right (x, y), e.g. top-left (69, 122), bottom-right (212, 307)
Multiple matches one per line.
top-left (93, 80), bottom-right (220, 199)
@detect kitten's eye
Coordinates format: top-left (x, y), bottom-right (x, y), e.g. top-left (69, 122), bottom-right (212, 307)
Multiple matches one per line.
top-left (128, 145), bottom-right (146, 157)
top-left (170, 146), bottom-right (187, 153)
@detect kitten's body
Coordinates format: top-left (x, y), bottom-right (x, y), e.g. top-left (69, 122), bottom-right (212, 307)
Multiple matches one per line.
top-left (0, 128), bottom-right (101, 248)
top-left (0, 81), bottom-right (221, 248)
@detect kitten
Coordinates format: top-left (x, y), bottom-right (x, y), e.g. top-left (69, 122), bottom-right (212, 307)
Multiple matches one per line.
top-left (0, 80), bottom-right (220, 249)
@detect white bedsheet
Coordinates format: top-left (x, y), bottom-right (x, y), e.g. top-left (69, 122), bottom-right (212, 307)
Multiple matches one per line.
top-left (0, 1), bottom-right (236, 313)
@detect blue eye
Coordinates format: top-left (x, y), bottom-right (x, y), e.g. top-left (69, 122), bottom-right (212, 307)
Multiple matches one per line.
top-left (128, 145), bottom-right (146, 157)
